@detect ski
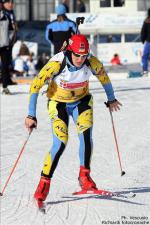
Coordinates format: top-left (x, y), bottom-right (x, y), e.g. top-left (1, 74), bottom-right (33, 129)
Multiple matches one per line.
top-left (72, 189), bottom-right (136, 199)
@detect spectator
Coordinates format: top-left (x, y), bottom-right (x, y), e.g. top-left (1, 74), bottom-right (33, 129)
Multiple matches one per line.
top-left (45, 4), bottom-right (77, 54)
top-left (76, 0), bottom-right (86, 13)
top-left (26, 53), bottom-right (37, 77)
top-left (0, 0), bottom-right (17, 94)
top-left (141, 8), bottom-right (150, 76)
top-left (3, 0), bottom-right (17, 42)
top-left (110, 53), bottom-right (122, 65)
top-left (3, 0), bottom-right (17, 68)
top-left (13, 42), bottom-right (30, 77)
top-left (19, 42), bottom-right (30, 56)
top-left (13, 54), bottom-right (25, 76)
top-left (61, 0), bottom-right (69, 13)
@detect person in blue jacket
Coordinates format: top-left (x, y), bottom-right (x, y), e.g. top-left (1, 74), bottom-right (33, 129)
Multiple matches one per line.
top-left (141, 8), bottom-right (150, 76)
top-left (45, 4), bottom-right (77, 54)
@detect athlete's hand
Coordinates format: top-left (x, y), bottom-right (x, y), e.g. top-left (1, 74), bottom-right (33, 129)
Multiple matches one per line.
top-left (25, 116), bottom-right (37, 133)
top-left (105, 99), bottom-right (122, 112)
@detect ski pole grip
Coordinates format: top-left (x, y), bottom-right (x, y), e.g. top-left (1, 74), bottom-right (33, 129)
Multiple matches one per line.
top-left (104, 99), bottom-right (117, 108)
top-left (27, 115), bottom-right (37, 129)
top-left (104, 102), bottom-right (109, 107)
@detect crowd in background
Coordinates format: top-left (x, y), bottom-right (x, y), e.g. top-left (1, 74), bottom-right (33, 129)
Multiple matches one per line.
top-left (0, 0), bottom-right (87, 94)
top-left (13, 42), bottom-right (49, 77)
top-left (0, 0), bottom-right (150, 95)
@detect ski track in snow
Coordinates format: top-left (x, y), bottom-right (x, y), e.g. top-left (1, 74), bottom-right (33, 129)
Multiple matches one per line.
top-left (0, 77), bottom-right (150, 225)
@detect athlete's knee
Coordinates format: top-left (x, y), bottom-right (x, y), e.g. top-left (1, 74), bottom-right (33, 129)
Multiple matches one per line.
top-left (76, 109), bottom-right (93, 134)
top-left (52, 118), bottom-right (68, 144)
top-left (48, 100), bottom-right (68, 144)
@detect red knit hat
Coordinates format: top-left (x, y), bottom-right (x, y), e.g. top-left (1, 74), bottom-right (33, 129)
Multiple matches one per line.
top-left (67, 34), bottom-right (89, 55)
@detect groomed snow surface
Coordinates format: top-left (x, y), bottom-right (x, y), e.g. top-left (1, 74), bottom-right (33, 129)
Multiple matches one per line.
top-left (0, 77), bottom-right (150, 225)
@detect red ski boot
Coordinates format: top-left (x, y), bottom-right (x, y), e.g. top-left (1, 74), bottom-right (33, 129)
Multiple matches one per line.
top-left (34, 176), bottom-right (50, 201)
top-left (78, 166), bottom-right (97, 190)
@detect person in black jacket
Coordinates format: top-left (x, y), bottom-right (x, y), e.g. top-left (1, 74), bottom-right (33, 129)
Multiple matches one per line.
top-left (0, 0), bottom-right (17, 94)
top-left (45, 4), bottom-right (77, 55)
top-left (141, 8), bottom-right (150, 75)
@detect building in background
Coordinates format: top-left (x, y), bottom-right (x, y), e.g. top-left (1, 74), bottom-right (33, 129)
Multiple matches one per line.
top-left (91, 0), bottom-right (150, 12)
top-left (13, 0), bottom-right (150, 21)
top-left (12, 0), bottom-right (150, 65)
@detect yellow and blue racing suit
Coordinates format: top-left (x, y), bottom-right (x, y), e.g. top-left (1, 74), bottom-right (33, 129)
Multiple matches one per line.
top-left (28, 52), bottom-right (115, 178)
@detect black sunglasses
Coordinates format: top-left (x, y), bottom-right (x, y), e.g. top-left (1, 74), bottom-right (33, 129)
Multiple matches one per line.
top-left (72, 52), bottom-right (88, 58)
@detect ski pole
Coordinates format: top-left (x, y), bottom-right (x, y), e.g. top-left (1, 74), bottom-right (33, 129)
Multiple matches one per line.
top-left (59, 17), bottom-right (85, 52)
top-left (0, 131), bottom-right (32, 196)
top-left (105, 103), bottom-right (125, 176)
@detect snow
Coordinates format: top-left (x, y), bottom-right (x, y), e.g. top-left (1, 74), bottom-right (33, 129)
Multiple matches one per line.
top-left (0, 76), bottom-right (150, 225)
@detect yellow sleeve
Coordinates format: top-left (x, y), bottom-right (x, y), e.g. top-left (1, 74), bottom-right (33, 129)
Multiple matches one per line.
top-left (88, 56), bottom-right (115, 101)
top-left (88, 56), bottom-right (111, 85)
top-left (29, 61), bottom-right (61, 94)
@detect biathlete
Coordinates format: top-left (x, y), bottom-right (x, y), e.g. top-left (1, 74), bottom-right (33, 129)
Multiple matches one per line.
top-left (25, 34), bottom-right (122, 204)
